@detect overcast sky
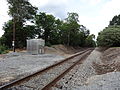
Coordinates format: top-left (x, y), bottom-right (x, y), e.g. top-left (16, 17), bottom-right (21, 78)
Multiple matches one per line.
top-left (0, 0), bottom-right (120, 38)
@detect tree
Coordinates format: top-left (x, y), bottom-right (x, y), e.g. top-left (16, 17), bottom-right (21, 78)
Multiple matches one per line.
top-left (109, 15), bottom-right (120, 25)
top-left (63, 12), bottom-right (80, 46)
top-left (35, 12), bottom-right (61, 45)
top-left (7, 0), bottom-right (37, 51)
top-left (85, 34), bottom-right (96, 47)
top-left (97, 14), bottom-right (120, 47)
top-left (7, 0), bottom-right (37, 23)
top-left (0, 20), bottom-right (36, 48)
top-left (0, 20), bottom-right (13, 47)
top-left (97, 26), bottom-right (120, 47)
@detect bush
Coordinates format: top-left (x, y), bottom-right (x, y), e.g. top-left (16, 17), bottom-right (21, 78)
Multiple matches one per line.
top-left (0, 45), bottom-right (8, 54)
top-left (45, 42), bottom-right (52, 47)
top-left (97, 26), bottom-right (120, 47)
top-left (84, 34), bottom-right (96, 47)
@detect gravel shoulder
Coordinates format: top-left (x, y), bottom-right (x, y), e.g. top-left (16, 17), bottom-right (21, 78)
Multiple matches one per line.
top-left (53, 48), bottom-right (120, 90)
top-left (0, 45), bottom-right (83, 86)
top-left (1, 47), bottom-right (120, 90)
top-left (77, 71), bottom-right (120, 90)
top-left (53, 48), bottom-right (101, 90)
top-left (0, 52), bottom-right (64, 85)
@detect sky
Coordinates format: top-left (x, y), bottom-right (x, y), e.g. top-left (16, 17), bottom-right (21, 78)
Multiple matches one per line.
top-left (0, 0), bottom-right (120, 38)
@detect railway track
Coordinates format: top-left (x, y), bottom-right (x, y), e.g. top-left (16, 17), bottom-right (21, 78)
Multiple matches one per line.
top-left (0, 49), bottom-right (93, 90)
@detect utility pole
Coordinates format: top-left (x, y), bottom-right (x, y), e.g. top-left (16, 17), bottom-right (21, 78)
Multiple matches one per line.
top-left (12, 18), bottom-right (16, 52)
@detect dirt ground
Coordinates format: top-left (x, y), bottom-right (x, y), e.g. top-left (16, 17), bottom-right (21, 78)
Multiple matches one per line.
top-left (93, 47), bottom-right (120, 75)
top-left (44, 44), bottom-right (84, 57)
top-left (1, 46), bottom-right (120, 75)
top-left (0, 46), bottom-right (120, 89)
top-left (0, 44), bottom-right (84, 59)
top-left (0, 45), bottom-right (85, 85)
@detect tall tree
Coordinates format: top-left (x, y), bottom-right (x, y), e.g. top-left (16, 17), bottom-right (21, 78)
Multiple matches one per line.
top-left (85, 34), bottom-right (96, 47)
top-left (64, 12), bottom-right (80, 46)
top-left (35, 12), bottom-right (59, 45)
top-left (109, 14), bottom-right (120, 25)
top-left (0, 20), bottom-right (36, 48)
top-left (97, 26), bottom-right (120, 47)
top-left (7, 0), bottom-right (37, 51)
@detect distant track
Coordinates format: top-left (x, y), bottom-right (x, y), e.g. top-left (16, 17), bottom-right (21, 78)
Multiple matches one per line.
top-left (0, 48), bottom-right (93, 90)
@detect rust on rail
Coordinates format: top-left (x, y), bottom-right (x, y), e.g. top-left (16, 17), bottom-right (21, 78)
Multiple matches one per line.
top-left (0, 48), bottom-right (93, 90)
top-left (42, 50), bottom-right (92, 90)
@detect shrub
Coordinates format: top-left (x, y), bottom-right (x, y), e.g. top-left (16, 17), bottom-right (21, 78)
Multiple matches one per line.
top-left (0, 45), bottom-right (8, 54)
top-left (97, 26), bottom-right (120, 47)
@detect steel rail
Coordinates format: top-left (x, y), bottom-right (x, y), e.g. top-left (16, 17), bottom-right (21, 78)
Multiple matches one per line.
top-left (42, 50), bottom-right (92, 90)
top-left (0, 48), bottom-right (93, 90)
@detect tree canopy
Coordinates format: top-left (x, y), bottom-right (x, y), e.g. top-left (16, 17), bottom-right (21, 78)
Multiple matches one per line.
top-left (0, 0), bottom-right (96, 49)
top-left (0, 20), bottom-right (36, 48)
top-left (34, 12), bottom-right (95, 47)
top-left (2, 0), bottom-right (37, 49)
top-left (97, 14), bottom-right (120, 47)
top-left (109, 14), bottom-right (120, 25)
top-left (97, 26), bottom-right (120, 47)
top-left (7, 0), bottom-right (37, 23)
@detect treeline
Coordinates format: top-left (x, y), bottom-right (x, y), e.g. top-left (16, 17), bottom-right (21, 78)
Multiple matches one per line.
top-left (0, 0), bottom-right (96, 49)
top-left (97, 14), bottom-right (120, 47)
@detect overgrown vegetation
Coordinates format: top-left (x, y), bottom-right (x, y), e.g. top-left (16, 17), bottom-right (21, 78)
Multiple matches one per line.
top-left (97, 14), bottom-right (120, 47)
top-left (97, 26), bottom-right (120, 47)
top-left (0, 45), bottom-right (8, 54)
top-left (0, 0), bottom-right (96, 51)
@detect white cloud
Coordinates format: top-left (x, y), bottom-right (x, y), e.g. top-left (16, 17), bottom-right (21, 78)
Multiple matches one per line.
top-left (29, 0), bottom-right (68, 7)
top-left (80, 0), bottom-right (103, 5)
top-left (100, 0), bottom-right (120, 19)
top-left (90, 0), bottom-right (103, 5)
top-left (29, 0), bottom-right (49, 7)
top-left (79, 0), bottom-right (120, 37)
top-left (36, 0), bottom-right (68, 19)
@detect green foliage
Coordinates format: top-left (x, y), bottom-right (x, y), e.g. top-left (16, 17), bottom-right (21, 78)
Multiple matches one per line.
top-left (0, 20), bottom-right (13, 47)
top-left (64, 13), bottom-right (80, 46)
top-left (35, 12), bottom-right (60, 45)
top-left (7, 0), bottom-right (37, 23)
top-left (97, 14), bottom-right (120, 47)
top-left (1, 10), bottom-right (96, 48)
top-left (1, 20), bottom-right (36, 48)
top-left (59, 12), bottom-right (91, 46)
top-left (0, 45), bottom-right (8, 54)
top-left (2, 0), bottom-right (37, 48)
top-left (97, 26), bottom-right (120, 47)
top-left (109, 15), bottom-right (120, 25)
top-left (85, 34), bottom-right (96, 47)
top-left (34, 12), bottom-right (95, 47)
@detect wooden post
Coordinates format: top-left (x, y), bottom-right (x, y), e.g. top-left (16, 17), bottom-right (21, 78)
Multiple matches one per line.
top-left (13, 18), bottom-right (16, 52)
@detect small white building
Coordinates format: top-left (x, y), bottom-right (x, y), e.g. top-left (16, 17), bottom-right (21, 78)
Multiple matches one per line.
top-left (27, 39), bottom-right (45, 54)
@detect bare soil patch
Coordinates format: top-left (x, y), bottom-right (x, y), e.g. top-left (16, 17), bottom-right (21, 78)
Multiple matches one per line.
top-left (93, 47), bottom-right (120, 75)
top-left (45, 44), bottom-right (84, 57)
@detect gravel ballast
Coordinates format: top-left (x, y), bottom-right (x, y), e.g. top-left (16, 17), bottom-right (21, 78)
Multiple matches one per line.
top-left (0, 52), bottom-right (64, 85)
top-left (1, 48), bottom-right (120, 90)
top-left (76, 71), bottom-right (120, 90)
top-left (6, 51), bottom-right (89, 90)
top-left (53, 48), bottom-right (120, 90)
